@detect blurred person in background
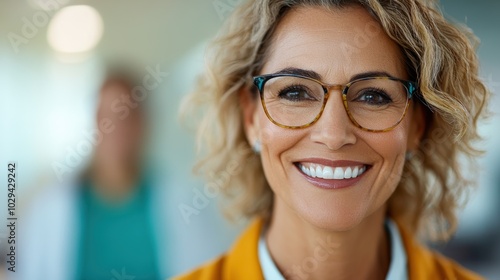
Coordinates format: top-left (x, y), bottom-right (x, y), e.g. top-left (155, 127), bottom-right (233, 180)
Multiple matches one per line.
top-left (175, 0), bottom-right (489, 279)
top-left (17, 67), bottom-right (169, 280)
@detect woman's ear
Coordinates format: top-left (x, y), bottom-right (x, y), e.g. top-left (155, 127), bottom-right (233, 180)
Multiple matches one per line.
top-left (407, 102), bottom-right (427, 151)
top-left (239, 87), bottom-right (260, 145)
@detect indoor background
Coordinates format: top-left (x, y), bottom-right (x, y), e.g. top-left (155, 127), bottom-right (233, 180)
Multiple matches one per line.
top-left (0, 0), bottom-right (499, 279)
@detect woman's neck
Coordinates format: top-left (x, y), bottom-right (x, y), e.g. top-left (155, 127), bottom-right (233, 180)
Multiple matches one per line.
top-left (266, 200), bottom-right (390, 280)
top-left (90, 161), bottom-right (140, 200)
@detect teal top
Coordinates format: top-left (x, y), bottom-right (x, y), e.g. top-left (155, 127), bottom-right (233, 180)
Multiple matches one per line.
top-left (76, 178), bottom-right (160, 280)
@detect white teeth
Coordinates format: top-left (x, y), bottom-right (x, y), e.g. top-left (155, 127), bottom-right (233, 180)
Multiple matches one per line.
top-left (352, 166), bottom-right (359, 177)
top-left (301, 165), bottom-right (310, 176)
top-left (360, 166), bottom-right (366, 174)
top-left (344, 167), bottom-right (352, 179)
top-left (310, 166), bottom-right (316, 177)
top-left (299, 163), bottom-right (367, 180)
top-left (333, 167), bottom-right (344, 179)
top-left (323, 167), bottom-right (334, 179)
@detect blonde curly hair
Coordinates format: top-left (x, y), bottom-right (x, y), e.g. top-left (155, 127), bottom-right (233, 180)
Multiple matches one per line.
top-left (182, 0), bottom-right (489, 241)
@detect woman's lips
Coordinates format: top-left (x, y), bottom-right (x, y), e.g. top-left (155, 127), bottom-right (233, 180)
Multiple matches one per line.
top-left (294, 159), bottom-right (371, 189)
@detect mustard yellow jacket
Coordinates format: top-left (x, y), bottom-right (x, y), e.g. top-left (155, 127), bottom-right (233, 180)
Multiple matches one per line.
top-left (174, 219), bottom-right (483, 280)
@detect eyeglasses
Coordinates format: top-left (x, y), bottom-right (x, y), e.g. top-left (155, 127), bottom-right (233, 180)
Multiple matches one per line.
top-left (253, 74), bottom-right (417, 132)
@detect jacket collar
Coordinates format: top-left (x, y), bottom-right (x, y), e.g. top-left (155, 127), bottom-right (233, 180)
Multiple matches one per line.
top-left (222, 218), bottom-right (479, 280)
top-left (222, 219), bottom-right (264, 279)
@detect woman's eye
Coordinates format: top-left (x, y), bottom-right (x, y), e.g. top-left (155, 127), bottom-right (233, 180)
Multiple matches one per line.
top-left (354, 89), bottom-right (392, 105)
top-left (278, 86), bottom-right (316, 102)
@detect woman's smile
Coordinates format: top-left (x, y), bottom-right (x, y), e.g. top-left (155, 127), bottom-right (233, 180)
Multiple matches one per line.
top-left (294, 159), bottom-right (371, 189)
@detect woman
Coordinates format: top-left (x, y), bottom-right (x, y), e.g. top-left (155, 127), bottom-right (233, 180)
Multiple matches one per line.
top-left (19, 71), bottom-right (169, 280)
top-left (177, 0), bottom-right (489, 279)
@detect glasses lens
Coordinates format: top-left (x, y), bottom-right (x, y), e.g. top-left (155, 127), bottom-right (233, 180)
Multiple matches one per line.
top-left (262, 76), bottom-right (324, 127)
top-left (345, 78), bottom-right (409, 130)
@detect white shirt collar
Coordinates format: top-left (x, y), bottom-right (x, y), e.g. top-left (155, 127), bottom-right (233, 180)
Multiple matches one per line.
top-left (258, 231), bottom-right (284, 279)
top-left (258, 219), bottom-right (408, 280)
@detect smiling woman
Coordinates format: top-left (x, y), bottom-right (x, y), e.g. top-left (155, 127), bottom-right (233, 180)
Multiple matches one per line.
top-left (175, 0), bottom-right (489, 279)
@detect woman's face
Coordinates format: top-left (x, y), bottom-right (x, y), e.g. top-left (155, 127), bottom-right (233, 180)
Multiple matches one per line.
top-left (243, 6), bottom-right (423, 230)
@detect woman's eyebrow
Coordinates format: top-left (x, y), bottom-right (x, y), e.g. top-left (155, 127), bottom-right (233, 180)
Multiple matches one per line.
top-left (272, 68), bottom-right (397, 82)
top-left (273, 67), bottom-right (323, 80)
top-left (350, 71), bottom-right (395, 81)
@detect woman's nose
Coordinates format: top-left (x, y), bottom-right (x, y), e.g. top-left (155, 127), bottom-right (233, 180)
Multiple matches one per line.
top-left (309, 92), bottom-right (357, 150)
